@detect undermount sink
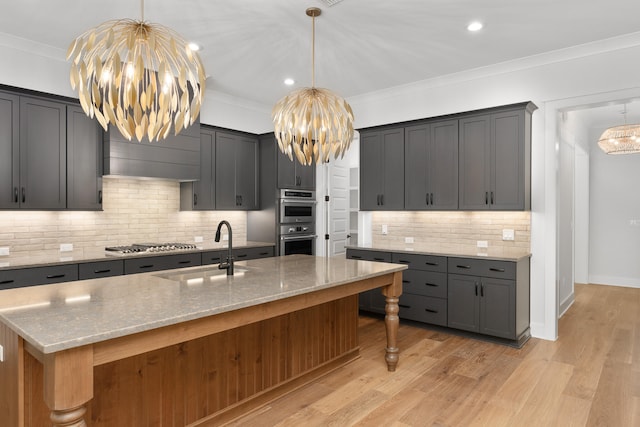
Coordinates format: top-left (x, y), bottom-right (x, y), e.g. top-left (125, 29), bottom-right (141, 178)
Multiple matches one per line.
top-left (156, 266), bottom-right (249, 283)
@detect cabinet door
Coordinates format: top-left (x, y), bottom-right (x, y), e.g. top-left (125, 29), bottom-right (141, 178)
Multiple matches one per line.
top-left (215, 131), bottom-right (238, 209)
top-left (196, 129), bottom-right (216, 210)
top-left (447, 274), bottom-right (480, 332)
top-left (19, 96), bottom-right (66, 209)
top-left (404, 124), bottom-right (429, 209)
top-left (359, 131), bottom-right (384, 210)
top-left (67, 105), bottom-right (103, 210)
top-left (491, 109), bottom-right (525, 210)
top-left (381, 128), bottom-right (404, 209)
top-left (429, 119), bottom-right (458, 210)
top-left (235, 135), bottom-right (258, 209)
top-left (0, 92), bottom-right (19, 209)
top-left (479, 277), bottom-right (516, 339)
top-left (277, 148), bottom-right (297, 189)
top-left (459, 115), bottom-right (491, 210)
top-left (359, 128), bottom-right (404, 210)
top-left (296, 162), bottom-right (315, 190)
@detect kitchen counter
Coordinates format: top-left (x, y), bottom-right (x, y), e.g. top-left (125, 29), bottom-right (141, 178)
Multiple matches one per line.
top-left (346, 242), bottom-right (531, 261)
top-left (0, 240), bottom-right (274, 270)
top-left (0, 255), bottom-right (405, 426)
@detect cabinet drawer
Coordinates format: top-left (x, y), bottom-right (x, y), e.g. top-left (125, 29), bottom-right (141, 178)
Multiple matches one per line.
top-left (346, 249), bottom-right (391, 262)
top-left (398, 295), bottom-right (447, 326)
top-left (79, 260), bottom-right (124, 280)
top-left (233, 246), bottom-right (274, 260)
top-left (0, 264), bottom-right (78, 289)
top-left (448, 257), bottom-right (516, 280)
top-left (124, 253), bottom-right (201, 274)
top-left (402, 270), bottom-right (447, 298)
top-left (202, 250), bottom-right (226, 265)
top-left (392, 253), bottom-right (447, 272)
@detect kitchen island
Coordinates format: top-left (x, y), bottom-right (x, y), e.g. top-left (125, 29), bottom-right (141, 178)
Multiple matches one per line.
top-left (0, 255), bottom-right (405, 427)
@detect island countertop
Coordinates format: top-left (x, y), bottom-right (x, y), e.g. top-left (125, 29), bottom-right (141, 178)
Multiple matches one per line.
top-left (0, 254), bottom-right (406, 355)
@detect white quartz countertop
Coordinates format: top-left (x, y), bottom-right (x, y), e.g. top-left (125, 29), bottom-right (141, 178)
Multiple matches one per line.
top-left (0, 255), bottom-right (405, 354)
top-left (346, 243), bottom-right (531, 261)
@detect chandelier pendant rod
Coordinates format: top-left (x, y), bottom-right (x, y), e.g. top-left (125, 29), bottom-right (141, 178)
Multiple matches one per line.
top-left (141, 0), bottom-right (144, 22)
top-left (311, 13), bottom-right (315, 88)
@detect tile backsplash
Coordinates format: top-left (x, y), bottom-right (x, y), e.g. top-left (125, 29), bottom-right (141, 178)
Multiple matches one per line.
top-left (372, 211), bottom-right (530, 252)
top-left (0, 178), bottom-right (247, 256)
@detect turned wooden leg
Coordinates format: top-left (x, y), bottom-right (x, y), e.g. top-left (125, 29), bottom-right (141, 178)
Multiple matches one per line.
top-left (50, 405), bottom-right (88, 427)
top-left (383, 295), bottom-right (400, 371)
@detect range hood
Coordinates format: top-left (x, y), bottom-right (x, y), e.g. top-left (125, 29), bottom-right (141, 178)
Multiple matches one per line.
top-left (103, 117), bottom-right (201, 181)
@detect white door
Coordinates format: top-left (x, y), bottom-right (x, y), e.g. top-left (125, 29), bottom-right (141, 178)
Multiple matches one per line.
top-left (329, 163), bottom-right (349, 257)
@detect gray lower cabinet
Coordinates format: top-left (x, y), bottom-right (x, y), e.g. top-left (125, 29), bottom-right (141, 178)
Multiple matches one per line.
top-left (78, 260), bottom-right (124, 280)
top-left (0, 264), bottom-right (78, 290)
top-left (202, 246), bottom-right (274, 265)
top-left (404, 119), bottom-right (458, 210)
top-left (346, 248), bottom-right (391, 313)
top-left (392, 252), bottom-right (448, 326)
top-left (359, 127), bottom-right (404, 210)
top-left (215, 130), bottom-right (258, 210)
top-left (447, 257), bottom-right (529, 341)
top-left (67, 105), bottom-right (103, 210)
top-left (124, 253), bottom-right (202, 274)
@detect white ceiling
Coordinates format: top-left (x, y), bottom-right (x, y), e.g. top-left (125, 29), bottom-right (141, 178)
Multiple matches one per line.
top-left (1, 0), bottom-right (640, 109)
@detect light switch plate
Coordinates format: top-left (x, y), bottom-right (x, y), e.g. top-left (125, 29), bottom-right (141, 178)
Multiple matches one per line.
top-left (0, 247), bottom-right (9, 256)
top-left (223, 235), bottom-right (229, 241)
top-left (382, 225), bottom-right (388, 235)
top-left (60, 243), bottom-right (73, 252)
top-left (405, 237), bottom-right (414, 244)
top-left (502, 229), bottom-right (515, 241)
top-left (477, 240), bottom-right (488, 248)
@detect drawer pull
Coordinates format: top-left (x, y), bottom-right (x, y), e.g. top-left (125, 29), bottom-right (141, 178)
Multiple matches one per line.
top-left (456, 265), bottom-right (471, 269)
top-left (398, 260), bottom-right (410, 264)
top-left (425, 308), bottom-right (439, 314)
top-left (399, 304), bottom-right (411, 309)
top-left (178, 260), bottom-right (192, 264)
top-left (260, 252), bottom-right (269, 256)
top-left (424, 283), bottom-right (438, 287)
top-left (425, 262), bottom-right (439, 266)
top-left (93, 269), bottom-right (111, 274)
top-left (237, 254), bottom-right (248, 258)
top-left (373, 257), bottom-right (385, 261)
top-left (46, 274), bottom-right (65, 279)
top-left (350, 255), bottom-right (362, 259)
top-left (0, 279), bottom-right (15, 285)
top-left (139, 265), bottom-right (154, 269)
top-left (402, 280), bottom-right (411, 284)
top-left (209, 257), bottom-right (221, 262)
top-left (489, 267), bottom-right (505, 272)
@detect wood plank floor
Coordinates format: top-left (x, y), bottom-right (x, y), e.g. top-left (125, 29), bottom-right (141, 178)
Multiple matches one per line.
top-left (226, 284), bottom-right (640, 426)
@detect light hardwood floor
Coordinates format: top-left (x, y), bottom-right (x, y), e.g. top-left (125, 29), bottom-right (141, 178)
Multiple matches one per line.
top-left (227, 283), bottom-right (640, 426)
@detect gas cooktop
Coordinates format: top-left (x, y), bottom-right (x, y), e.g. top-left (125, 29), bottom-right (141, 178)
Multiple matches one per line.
top-left (105, 243), bottom-right (198, 254)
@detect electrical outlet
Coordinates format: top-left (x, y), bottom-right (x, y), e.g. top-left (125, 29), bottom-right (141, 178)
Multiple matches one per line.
top-left (60, 243), bottom-right (73, 252)
top-left (223, 234), bottom-right (229, 241)
top-left (405, 237), bottom-right (414, 244)
top-left (194, 236), bottom-right (204, 243)
top-left (382, 225), bottom-right (388, 235)
top-left (477, 240), bottom-right (488, 248)
top-left (0, 247), bottom-right (9, 256)
top-left (502, 229), bottom-right (515, 241)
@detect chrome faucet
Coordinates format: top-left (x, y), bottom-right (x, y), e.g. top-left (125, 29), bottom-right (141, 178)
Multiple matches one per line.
top-left (214, 220), bottom-right (234, 275)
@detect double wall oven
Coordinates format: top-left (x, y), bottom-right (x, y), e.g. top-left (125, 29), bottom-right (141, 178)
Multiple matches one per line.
top-left (279, 189), bottom-right (317, 255)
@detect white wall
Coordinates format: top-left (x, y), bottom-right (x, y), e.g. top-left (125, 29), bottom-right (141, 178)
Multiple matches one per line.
top-left (588, 128), bottom-right (640, 287)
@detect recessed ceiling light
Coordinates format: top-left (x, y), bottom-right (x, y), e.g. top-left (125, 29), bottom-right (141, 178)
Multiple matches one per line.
top-left (284, 78), bottom-right (295, 86)
top-left (188, 42), bottom-right (201, 51)
top-left (467, 21), bottom-right (483, 32)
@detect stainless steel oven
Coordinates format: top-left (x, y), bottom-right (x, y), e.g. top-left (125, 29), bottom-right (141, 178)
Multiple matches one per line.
top-left (279, 189), bottom-right (316, 224)
top-left (280, 224), bottom-right (317, 255)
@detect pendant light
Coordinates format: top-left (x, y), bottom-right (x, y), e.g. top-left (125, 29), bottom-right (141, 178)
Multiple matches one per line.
top-left (272, 7), bottom-right (355, 165)
top-left (598, 105), bottom-right (640, 154)
top-left (66, 0), bottom-right (206, 142)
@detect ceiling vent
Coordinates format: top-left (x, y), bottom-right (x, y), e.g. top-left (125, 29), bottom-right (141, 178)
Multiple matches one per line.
top-left (319, 0), bottom-right (345, 6)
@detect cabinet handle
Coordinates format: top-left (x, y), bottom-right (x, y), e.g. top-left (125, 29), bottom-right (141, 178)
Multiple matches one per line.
top-left (425, 262), bottom-right (439, 266)
top-left (22, 187), bottom-right (25, 203)
top-left (237, 254), bottom-right (248, 258)
top-left (139, 265), bottom-right (154, 269)
top-left (399, 304), bottom-right (411, 309)
top-left (402, 280), bottom-right (410, 284)
top-left (424, 283), bottom-right (438, 287)
top-left (0, 279), bottom-right (15, 285)
top-left (376, 195), bottom-right (380, 205)
top-left (489, 267), bottom-right (505, 272)
top-left (485, 191), bottom-right (488, 205)
top-left (475, 282), bottom-right (478, 296)
top-left (426, 193), bottom-right (429, 205)
top-left (259, 252), bottom-right (269, 256)
top-left (456, 265), bottom-right (471, 269)
top-left (425, 308), bottom-right (438, 314)
top-left (381, 194), bottom-right (384, 205)
top-left (430, 193), bottom-right (434, 205)
top-left (178, 260), bottom-right (191, 264)
top-left (98, 190), bottom-right (103, 204)
top-left (490, 191), bottom-right (494, 204)
top-left (46, 274), bottom-right (65, 279)
top-left (209, 257), bottom-right (221, 262)
top-left (239, 195), bottom-right (243, 205)
top-left (350, 255), bottom-right (362, 259)
top-left (194, 194), bottom-right (198, 205)
top-left (373, 257), bottom-right (385, 261)
top-left (480, 283), bottom-right (484, 297)
top-left (93, 269), bottom-right (111, 274)
top-left (14, 187), bottom-right (18, 203)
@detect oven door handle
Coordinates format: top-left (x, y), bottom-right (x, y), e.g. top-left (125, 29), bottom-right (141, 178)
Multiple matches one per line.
top-left (280, 234), bottom-right (318, 241)
top-left (280, 199), bottom-right (318, 204)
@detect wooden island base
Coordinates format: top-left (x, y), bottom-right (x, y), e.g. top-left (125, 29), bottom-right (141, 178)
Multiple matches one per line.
top-left (1, 271), bottom-right (402, 426)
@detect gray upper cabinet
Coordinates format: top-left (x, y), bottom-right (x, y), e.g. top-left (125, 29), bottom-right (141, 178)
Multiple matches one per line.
top-left (181, 128), bottom-right (215, 210)
top-left (404, 119), bottom-right (458, 210)
top-left (360, 127), bottom-right (404, 210)
top-left (215, 130), bottom-right (258, 210)
top-left (19, 96), bottom-right (67, 209)
top-left (277, 148), bottom-right (315, 189)
top-left (67, 105), bottom-right (103, 210)
top-left (0, 91), bottom-right (19, 209)
top-left (459, 103), bottom-right (535, 210)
